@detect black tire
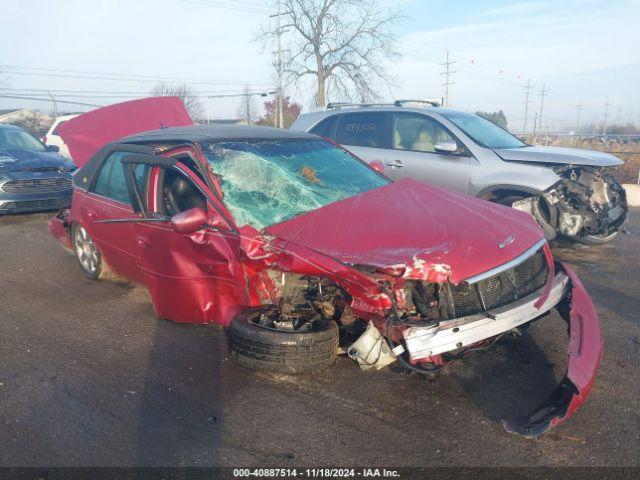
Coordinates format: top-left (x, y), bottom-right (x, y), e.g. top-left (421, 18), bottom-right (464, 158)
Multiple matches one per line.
top-left (229, 308), bottom-right (339, 374)
top-left (71, 222), bottom-right (103, 280)
top-left (575, 231), bottom-right (620, 245)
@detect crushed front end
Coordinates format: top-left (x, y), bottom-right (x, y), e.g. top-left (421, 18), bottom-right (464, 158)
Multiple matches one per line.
top-left (252, 234), bottom-right (603, 438)
top-left (517, 166), bottom-right (628, 242)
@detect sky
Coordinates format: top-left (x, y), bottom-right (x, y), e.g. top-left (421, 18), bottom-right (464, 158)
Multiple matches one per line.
top-left (0, 0), bottom-right (638, 131)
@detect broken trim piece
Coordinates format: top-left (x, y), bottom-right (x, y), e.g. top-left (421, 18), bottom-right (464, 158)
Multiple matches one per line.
top-left (464, 238), bottom-right (547, 285)
top-left (403, 271), bottom-right (569, 360)
top-left (502, 262), bottom-right (603, 438)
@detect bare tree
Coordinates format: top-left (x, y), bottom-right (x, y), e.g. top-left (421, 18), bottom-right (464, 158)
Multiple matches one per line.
top-left (151, 82), bottom-right (204, 119)
top-left (262, 0), bottom-right (401, 107)
top-left (237, 85), bottom-right (259, 124)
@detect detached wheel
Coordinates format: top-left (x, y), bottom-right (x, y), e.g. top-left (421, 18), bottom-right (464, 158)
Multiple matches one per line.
top-left (229, 308), bottom-right (339, 374)
top-left (576, 231), bottom-right (620, 245)
top-left (72, 223), bottom-right (103, 279)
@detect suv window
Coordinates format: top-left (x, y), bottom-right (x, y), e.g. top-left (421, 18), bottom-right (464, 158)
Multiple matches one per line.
top-left (310, 116), bottom-right (338, 138)
top-left (93, 151), bottom-right (148, 205)
top-left (392, 113), bottom-right (456, 153)
top-left (334, 112), bottom-right (387, 148)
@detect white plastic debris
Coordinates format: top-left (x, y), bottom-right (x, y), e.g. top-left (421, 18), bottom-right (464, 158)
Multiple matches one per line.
top-left (347, 321), bottom-right (398, 371)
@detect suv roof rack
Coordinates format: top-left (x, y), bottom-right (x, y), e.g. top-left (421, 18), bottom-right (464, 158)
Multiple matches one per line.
top-left (394, 98), bottom-right (442, 107)
top-left (325, 98), bottom-right (443, 110)
top-left (326, 102), bottom-right (395, 110)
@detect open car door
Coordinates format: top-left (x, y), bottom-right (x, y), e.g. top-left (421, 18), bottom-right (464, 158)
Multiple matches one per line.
top-left (120, 150), bottom-right (251, 325)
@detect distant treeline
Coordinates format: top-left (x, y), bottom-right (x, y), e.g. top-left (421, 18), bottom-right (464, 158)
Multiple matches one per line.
top-left (475, 110), bottom-right (508, 128)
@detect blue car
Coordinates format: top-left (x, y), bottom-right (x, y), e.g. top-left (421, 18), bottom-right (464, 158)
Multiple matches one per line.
top-left (0, 124), bottom-right (76, 214)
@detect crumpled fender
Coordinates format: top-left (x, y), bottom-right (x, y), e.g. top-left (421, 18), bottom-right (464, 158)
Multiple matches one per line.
top-left (503, 262), bottom-right (603, 438)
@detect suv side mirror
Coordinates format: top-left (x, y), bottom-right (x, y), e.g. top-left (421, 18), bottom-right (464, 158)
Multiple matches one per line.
top-left (171, 207), bottom-right (208, 234)
top-left (434, 142), bottom-right (460, 154)
top-left (46, 145), bottom-right (60, 153)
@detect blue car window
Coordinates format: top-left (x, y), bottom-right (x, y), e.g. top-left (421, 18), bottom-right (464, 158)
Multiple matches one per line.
top-left (93, 152), bottom-right (148, 205)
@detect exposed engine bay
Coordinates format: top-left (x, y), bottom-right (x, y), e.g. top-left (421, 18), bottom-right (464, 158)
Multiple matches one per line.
top-left (514, 166), bottom-right (628, 241)
top-left (257, 248), bottom-right (551, 373)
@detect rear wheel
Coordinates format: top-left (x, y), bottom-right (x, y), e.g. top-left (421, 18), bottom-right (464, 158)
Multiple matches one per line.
top-left (72, 223), bottom-right (103, 279)
top-left (229, 308), bottom-right (339, 374)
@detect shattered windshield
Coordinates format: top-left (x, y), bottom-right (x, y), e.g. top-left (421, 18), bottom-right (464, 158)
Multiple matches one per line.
top-left (440, 111), bottom-right (526, 149)
top-left (202, 139), bottom-right (389, 229)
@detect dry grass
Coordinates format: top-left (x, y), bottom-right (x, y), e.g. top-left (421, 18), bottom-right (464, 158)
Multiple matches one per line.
top-left (526, 136), bottom-right (640, 184)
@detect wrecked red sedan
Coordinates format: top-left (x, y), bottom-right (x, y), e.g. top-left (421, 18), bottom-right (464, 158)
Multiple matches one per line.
top-left (50, 124), bottom-right (602, 438)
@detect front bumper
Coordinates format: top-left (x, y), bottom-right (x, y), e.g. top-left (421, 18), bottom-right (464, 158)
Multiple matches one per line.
top-left (502, 263), bottom-right (603, 438)
top-left (0, 189), bottom-right (72, 214)
top-left (400, 261), bottom-right (602, 438)
top-left (403, 271), bottom-right (569, 359)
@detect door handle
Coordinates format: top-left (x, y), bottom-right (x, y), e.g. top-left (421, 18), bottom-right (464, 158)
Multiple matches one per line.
top-left (136, 236), bottom-right (151, 249)
top-left (385, 160), bottom-right (405, 168)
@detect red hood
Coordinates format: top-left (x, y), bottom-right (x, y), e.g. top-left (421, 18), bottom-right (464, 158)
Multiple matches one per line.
top-left (265, 178), bottom-right (544, 284)
top-left (56, 97), bottom-right (192, 167)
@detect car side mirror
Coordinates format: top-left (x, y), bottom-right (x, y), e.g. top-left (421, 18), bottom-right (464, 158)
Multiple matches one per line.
top-left (171, 207), bottom-right (208, 234)
top-left (46, 145), bottom-right (60, 153)
top-left (434, 142), bottom-right (460, 154)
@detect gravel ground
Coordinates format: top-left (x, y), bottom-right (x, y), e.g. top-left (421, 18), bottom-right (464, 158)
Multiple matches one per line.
top-left (0, 211), bottom-right (638, 467)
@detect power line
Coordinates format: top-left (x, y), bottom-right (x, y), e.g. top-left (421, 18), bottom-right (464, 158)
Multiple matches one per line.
top-left (2, 65), bottom-right (273, 87)
top-left (439, 51), bottom-right (456, 107)
top-left (179, 0), bottom-right (271, 15)
top-left (0, 94), bottom-right (101, 108)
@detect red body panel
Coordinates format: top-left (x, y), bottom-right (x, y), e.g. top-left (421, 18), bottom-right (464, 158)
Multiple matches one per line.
top-left (554, 263), bottom-right (604, 425)
top-left (73, 189), bottom-right (145, 282)
top-left (266, 178), bottom-right (544, 284)
top-left (56, 97), bottom-right (192, 167)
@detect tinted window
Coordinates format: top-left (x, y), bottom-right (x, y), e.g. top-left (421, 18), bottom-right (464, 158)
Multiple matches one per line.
top-left (335, 113), bottom-right (387, 148)
top-left (439, 110), bottom-right (525, 149)
top-left (392, 113), bottom-right (456, 153)
top-left (310, 116), bottom-right (338, 138)
top-left (0, 128), bottom-right (45, 152)
top-left (93, 152), bottom-right (148, 205)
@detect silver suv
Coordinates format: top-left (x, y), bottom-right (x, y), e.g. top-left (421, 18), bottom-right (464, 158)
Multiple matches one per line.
top-left (291, 101), bottom-right (628, 244)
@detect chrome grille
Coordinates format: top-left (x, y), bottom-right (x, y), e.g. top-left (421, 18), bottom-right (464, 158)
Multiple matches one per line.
top-left (1, 177), bottom-right (72, 193)
top-left (0, 198), bottom-right (67, 212)
top-left (448, 249), bottom-right (548, 318)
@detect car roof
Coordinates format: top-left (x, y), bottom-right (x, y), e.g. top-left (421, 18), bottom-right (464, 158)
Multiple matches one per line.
top-left (0, 123), bottom-right (21, 130)
top-left (291, 105), bottom-right (464, 131)
top-left (121, 124), bottom-right (318, 144)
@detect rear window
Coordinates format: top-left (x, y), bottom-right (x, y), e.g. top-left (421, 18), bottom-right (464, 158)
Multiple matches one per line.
top-left (334, 113), bottom-right (387, 148)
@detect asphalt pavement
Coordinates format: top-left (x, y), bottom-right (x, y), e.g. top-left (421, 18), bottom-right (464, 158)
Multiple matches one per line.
top-left (0, 211), bottom-right (638, 467)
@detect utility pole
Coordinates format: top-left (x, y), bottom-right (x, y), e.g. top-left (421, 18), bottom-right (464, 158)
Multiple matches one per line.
top-left (575, 102), bottom-right (584, 145)
top-left (533, 112), bottom-right (538, 136)
top-left (537, 83), bottom-right (548, 134)
top-left (602, 98), bottom-right (609, 137)
top-left (439, 51), bottom-right (456, 107)
top-left (47, 90), bottom-right (58, 119)
top-left (522, 79), bottom-right (534, 135)
top-left (275, 0), bottom-right (284, 128)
